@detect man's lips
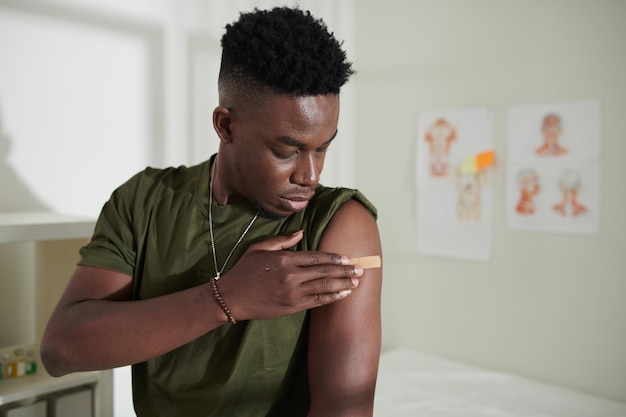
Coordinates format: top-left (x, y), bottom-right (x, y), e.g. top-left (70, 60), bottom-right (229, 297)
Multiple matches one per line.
top-left (281, 194), bottom-right (314, 211)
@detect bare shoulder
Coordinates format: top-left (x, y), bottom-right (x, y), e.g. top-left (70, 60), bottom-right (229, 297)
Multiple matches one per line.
top-left (318, 198), bottom-right (380, 256)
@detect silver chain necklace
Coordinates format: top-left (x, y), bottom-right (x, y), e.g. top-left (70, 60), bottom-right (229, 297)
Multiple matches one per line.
top-left (208, 157), bottom-right (260, 280)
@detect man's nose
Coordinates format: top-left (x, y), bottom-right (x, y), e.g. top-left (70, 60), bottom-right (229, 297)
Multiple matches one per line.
top-left (291, 153), bottom-right (319, 186)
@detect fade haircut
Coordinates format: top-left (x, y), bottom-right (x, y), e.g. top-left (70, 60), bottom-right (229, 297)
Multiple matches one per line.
top-left (219, 7), bottom-right (354, 98)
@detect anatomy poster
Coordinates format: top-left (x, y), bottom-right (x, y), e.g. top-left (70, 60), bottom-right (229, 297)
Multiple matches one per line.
top-left (506, 99), bottom-right (601, 234)
top-left (416, 107), bottom-right (495, 261)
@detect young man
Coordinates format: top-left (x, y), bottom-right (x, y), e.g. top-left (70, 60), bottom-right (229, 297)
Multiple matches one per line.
top-left (41, 7), bottom-right (382, 417)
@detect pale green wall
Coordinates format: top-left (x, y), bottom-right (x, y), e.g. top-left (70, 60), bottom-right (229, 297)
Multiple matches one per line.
top-left (354, 0), bottom-right (626, 403)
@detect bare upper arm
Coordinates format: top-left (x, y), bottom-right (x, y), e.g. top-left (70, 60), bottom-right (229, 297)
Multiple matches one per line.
top-left (308, 198), bottom-right (382, 416)
top-left (53, 265), bottom-right (133, 308)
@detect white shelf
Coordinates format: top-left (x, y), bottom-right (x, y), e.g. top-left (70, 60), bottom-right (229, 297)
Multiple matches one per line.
top-left (0, 212), bottom-right (96, 244)
top-left (0, 368), bottom-right (99, 406)
top-left (0, 344), bottom-right (100, 406)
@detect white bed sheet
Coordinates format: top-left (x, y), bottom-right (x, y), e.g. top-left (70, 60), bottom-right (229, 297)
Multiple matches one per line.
top-left (375, 348), bottom-right (626, 417)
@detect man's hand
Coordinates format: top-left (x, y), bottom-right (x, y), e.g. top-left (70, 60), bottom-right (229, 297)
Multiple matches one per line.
top-left (217, 230), bottom-right (362, 321)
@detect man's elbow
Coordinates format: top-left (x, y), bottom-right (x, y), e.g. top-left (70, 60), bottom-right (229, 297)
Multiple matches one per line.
top-left (40, 336), bottom-right (73, 377)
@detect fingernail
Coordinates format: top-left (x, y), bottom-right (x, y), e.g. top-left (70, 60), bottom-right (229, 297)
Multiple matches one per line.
top-left (340, 256), bottom-right (350, 265)
top-left (351, 278), bottom-right (360, 287)
top-left (339, 289), bottom-right (352, 297)
top-left (353, 266), bottom-right (364, 275)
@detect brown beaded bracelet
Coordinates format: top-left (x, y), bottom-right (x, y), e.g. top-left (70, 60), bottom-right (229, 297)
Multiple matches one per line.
top-left (209, 277), bottom-right (237, 325)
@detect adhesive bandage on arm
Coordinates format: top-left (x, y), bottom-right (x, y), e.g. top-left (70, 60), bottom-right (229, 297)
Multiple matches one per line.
top-left (348, 255), bottom-right (381, 269)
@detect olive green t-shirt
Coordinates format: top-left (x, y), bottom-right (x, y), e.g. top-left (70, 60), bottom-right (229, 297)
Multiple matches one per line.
top-left (78, 157), bottom-right (377, 417)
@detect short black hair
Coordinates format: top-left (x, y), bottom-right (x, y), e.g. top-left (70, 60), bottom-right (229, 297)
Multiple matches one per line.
top-left (219, 7), bottom-right (354, 96)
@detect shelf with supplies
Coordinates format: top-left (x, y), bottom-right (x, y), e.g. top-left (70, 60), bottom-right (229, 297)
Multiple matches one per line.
top-left (0, 212), bottom-right (111, 416)
top-left (0, 343), bottom-right (99, 407)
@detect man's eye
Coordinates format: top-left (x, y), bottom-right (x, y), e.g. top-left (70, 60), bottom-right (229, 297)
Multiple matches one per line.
top-left (273, 149), bottom-right (298, 159)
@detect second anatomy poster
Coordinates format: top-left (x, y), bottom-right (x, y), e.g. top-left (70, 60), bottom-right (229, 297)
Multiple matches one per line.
top-left (506, 99), bottom-right (601, 235)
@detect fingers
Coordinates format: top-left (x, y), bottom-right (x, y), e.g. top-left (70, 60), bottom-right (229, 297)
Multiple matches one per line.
top-left (297, 265), bottom-right (363, 309)
top-left (296, 264), bottom-right (362, 288)
top-left (258, 257), bottom-right (362, 311)
top-left (298, 251), bottom-right (349, 267)
top-left (311, 288), bottom-right (353, 306)
top-left (236, 233), bottom-right (369, 314)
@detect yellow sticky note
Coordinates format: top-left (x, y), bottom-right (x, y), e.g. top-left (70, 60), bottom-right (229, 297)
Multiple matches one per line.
top-left (459, 156), bottom-right (477, 174)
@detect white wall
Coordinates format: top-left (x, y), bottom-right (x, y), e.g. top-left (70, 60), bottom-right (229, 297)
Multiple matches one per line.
top-left (354, 0), bottom-right (626, 403)
top-left (0, 2), bottom-right (156, 216)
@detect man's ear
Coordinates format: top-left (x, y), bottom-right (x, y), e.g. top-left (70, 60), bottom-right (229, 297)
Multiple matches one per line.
top-left (213, 106), bottom-right (233, 144)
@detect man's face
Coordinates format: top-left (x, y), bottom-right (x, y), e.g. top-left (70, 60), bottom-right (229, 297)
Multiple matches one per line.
top-left (225, 93), bottom-right (340, 218)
